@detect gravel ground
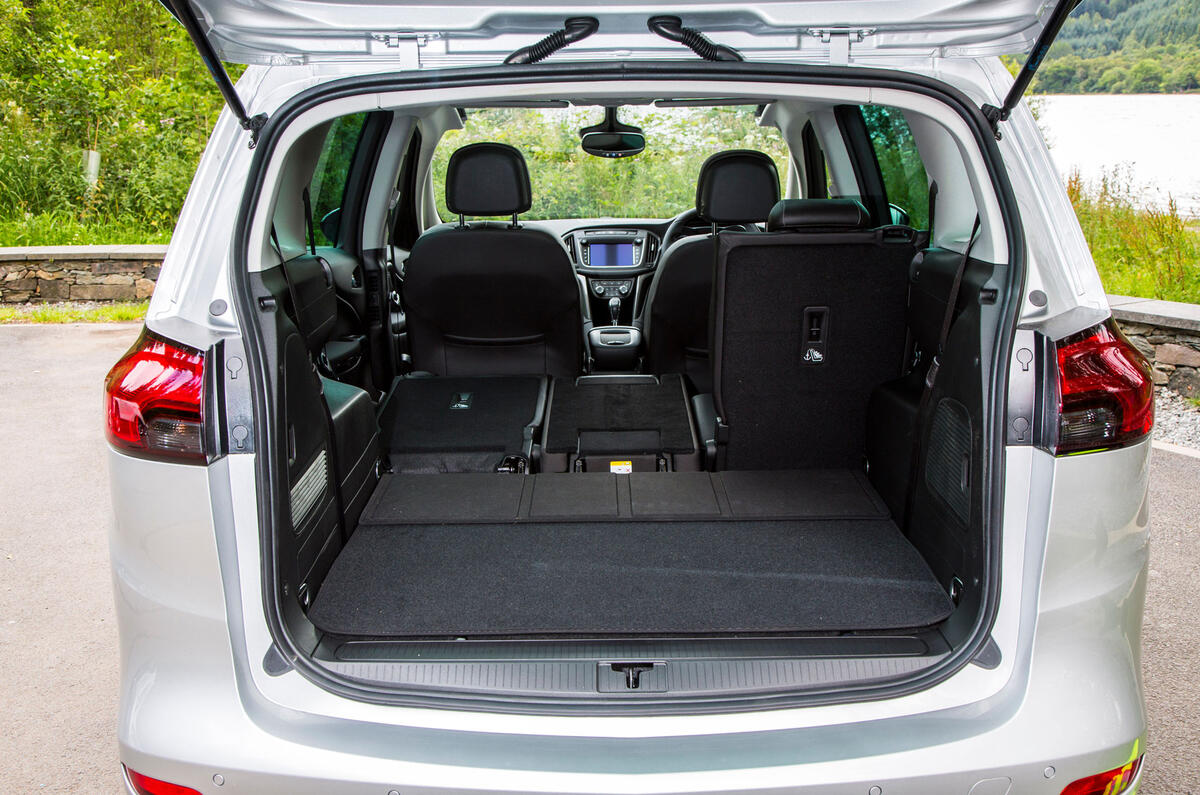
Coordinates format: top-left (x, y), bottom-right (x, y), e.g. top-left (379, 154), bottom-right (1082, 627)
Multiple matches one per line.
top-left (1155, 388), bottom-right (1200, 450)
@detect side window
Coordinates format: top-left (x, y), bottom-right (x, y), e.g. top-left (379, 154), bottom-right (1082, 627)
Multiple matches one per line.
top-left (859, 106), bottom-right (930, 229)
top-left (309, 112), bottom-right (368, 247)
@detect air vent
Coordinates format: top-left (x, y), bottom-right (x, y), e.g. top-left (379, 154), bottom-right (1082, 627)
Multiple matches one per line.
top-left (564, 234), bottom-right (577, 264)
top-left (645, 234), bottom-right (659, 263)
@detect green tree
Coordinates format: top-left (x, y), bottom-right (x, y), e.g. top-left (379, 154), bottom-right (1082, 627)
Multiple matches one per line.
top-left (1125, 58), bottom-right (1165, 92)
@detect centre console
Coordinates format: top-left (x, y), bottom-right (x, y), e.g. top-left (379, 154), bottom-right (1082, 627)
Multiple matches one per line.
top-left (588, 325), bottom-right (642, 370)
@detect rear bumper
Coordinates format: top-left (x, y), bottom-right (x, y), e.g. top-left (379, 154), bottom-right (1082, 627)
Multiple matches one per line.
top-left (111, 440), bottom-right (1149, 794)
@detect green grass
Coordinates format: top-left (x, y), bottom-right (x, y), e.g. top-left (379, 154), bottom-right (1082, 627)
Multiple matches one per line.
top-left (1067, 171), bottom-right (1200, 304)
top-left (0, 301), bottom-right (148, 324)
top-left (0, 212), bottom-right (171, 247)
top-left (2, 170), bottom-right (1199, 306)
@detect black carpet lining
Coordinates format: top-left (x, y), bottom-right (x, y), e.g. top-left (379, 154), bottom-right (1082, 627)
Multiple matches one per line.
top-left (358, 469), bottom-right (889, 525)
top-left (544, 374), bottom-right (695, 454)
top-left (308, 518), bottom-right (952, 637)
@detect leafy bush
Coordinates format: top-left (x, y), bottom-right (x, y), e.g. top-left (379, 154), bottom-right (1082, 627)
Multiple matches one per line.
top-left (0, 0), bottom-right (223, 244)
top-left (1068, 170), bottom-right (1200, 303)
top-left (431, 107), bottom-right (791, 221)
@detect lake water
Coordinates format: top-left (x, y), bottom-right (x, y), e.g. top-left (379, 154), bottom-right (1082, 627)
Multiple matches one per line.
top-left (1036, 94), bottom-right (1200, 218)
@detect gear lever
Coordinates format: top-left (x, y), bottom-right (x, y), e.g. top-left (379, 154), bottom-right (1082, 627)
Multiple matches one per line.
top-left (608, 296), bottom-right (621, 326)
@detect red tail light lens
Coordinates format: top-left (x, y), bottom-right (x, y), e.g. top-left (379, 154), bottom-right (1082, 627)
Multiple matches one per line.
top-left (1060, 755), bottom-right (1143, 795)
top-left (1053, 319), bottom-right (1153, 455)
top-left (105, 328), bottom-right (206, 462)
top-left (125, 766), bottom-right (202, 795)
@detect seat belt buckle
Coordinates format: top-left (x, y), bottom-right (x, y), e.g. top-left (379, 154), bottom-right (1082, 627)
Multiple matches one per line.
top-left (925, 356), bottom-right (941, 389)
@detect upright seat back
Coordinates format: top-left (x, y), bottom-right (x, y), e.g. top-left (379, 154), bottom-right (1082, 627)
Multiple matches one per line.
top-left (404, 142), bottom-right (582, 377)
top-left (712, 199), bottom-right (917, 470)
top-left (640, 150), bottom-right (779, 393)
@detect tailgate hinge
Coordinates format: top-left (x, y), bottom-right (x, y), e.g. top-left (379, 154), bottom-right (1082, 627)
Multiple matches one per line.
top-left (369, 32), bottom-right (440, 67)
top-left (808, 28), bottom-right (873, 66)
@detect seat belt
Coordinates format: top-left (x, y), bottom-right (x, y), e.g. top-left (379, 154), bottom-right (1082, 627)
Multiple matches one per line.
top-left (903, 215), bottom-right (981, 531)
top-left (383, 186), bottom-right (411, 371)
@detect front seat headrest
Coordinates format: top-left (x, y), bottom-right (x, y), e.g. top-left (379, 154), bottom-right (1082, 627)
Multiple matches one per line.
top-left (445, 142), bottom-right (533, 217)
top-left (695, 150), bottom-right (780, 225)
top-left (767, 198), bottom-right (872, 232)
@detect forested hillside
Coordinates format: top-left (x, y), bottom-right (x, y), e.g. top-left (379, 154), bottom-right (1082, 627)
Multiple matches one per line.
top-left (0, 0), bottom-right (1194, 251)
top-left (1034, 0), bottom-right (1200, 93)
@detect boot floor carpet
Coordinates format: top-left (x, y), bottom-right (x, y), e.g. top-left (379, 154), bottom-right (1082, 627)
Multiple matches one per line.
top-left (358, 469), bottom-right (890, 525)
top-left (308, 518), bottom-right (952, 637)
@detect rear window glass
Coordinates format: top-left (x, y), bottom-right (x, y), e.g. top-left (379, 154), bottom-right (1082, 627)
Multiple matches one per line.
top-left (860, 106), bottom-right (930, 229)
top-left (431, 106), bottom-right (788, 221)
top-left (309, 112), bottom-right (368, 246)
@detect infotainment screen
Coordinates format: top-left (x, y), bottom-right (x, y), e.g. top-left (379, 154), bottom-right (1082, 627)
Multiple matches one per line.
top-left (589, 242), bottom-right (634, 267)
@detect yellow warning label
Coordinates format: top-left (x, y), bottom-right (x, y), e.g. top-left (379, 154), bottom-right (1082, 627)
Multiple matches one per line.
top-left (609, 460), bottom-right (633, 474)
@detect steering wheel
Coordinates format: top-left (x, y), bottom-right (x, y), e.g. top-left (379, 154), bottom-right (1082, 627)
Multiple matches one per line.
top-left (661, 208), bottom-right (706, 252)
top-left (661, 208), bottom-right (758, 252)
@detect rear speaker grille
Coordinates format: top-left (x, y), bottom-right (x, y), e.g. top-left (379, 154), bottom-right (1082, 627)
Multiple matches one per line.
top-left (925, 397), bottom-right (972, 526)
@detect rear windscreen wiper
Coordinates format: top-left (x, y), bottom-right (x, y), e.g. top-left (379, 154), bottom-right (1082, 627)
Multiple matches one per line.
top-left (647, 16), bottom-right (744, 62)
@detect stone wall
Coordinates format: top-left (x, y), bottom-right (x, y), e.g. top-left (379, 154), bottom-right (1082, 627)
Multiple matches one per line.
top-left (1111, 295), bottom-right (1200, 398)
top-left (0, 245), bottom-right (166, 303)
top-left (1, 249), bottom-right (1198, 399)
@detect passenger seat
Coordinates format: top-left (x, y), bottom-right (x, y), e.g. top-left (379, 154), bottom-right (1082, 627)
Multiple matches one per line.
top-left (383, 142), bottom-right (580, 472)
top-left (403, 142), bottom-right (582, 377)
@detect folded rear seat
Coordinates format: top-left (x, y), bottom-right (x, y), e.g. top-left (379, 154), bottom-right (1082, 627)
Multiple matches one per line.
top-left (378, 374), bottom-right (547, 473)
top-left (705, 198), bottom-right (918, 470)
top-left (541, 374), bottom-right (700, 473)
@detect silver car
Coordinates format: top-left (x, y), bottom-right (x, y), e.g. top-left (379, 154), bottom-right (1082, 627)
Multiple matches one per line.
top-left (106, 1), bottom-right (1153, 793)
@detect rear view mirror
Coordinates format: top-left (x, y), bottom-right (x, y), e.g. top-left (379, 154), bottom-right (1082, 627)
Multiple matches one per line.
top-left (581, 131), bottom-right (646, 158)
top-left (580, 107), bottom-right (645, 159)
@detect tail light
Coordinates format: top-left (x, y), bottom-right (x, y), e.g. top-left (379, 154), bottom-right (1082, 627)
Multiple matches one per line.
top-left (1060, 755), bottom-right (1143, 795)
top-left (1052, 319), bottom-right (1153, 455)
top-left (105, 328), bottom-right (206, 462)
top-left (124, 766), bottom-right (202, 795)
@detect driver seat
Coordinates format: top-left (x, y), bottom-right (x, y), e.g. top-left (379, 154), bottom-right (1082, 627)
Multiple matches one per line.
top-left (638, 150), bottom-right (779, 393)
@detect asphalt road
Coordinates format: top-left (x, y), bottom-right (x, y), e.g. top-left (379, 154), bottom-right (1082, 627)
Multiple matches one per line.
top-left (0, 323), bottom-right (1197, 793)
